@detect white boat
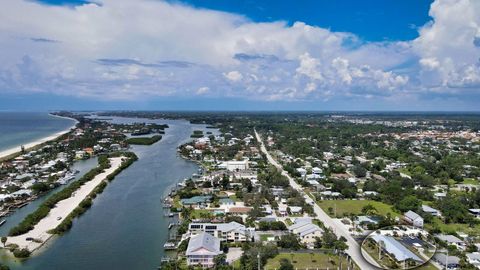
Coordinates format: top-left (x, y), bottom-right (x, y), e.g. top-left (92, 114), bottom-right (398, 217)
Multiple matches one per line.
top-left (57, 172), bottom-right (76, 185)
top-left (0, 219), bottom-right (6, 226)
top-left (163, 242), bottom-right (176, 250)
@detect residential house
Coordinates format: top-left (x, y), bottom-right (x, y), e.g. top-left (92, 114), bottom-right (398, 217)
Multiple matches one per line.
top-left (469, 209), bottom-right (480, 218)
top-left (289, 206), bottom-right (302, 215)
top-left (403, 210), bottom-right (424, 228)
top-left (288, 221), bottom-right (323, 246)
top-left (466, 252), bottom-right (480, 269)
top-left (435, 234), bottom-right (466, 250)
top-left (433, 253), bottom-right (460, 269)
top-left (186, 232), bottom-right (222, 267)
top-left (219, 198), bottom-right (235, 207)
top-left (188, 221), bottom-right (252, 242)
top-left (181, 195), bottom-right (212, 208)
top-left (222, 160), bottom-right (249, 171)
top-left (370, 235), bottom-right (423, 264)
top-left (422, 205), bottom-right (441, 217)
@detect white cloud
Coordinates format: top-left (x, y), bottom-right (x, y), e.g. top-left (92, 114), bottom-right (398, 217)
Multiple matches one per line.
top-left (296, 53), bottom-right (323, 81)
top-left (224, 71), bottom-right (243, 82)
top-left (419, 57), bottom-right (440, 70)
top-left (0, 0), bottom-right (478, 104)
top-left (413, 0), bottom-right (480, 88)
top-left (196, 86), bottom-right (210, 95)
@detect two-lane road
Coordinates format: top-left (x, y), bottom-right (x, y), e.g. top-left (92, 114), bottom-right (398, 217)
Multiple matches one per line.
top-left (255, 129), bottom-right (379, 270)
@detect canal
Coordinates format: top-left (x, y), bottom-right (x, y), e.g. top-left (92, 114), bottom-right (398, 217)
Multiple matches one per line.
top-left (1, 118), bottom-right (215, 270)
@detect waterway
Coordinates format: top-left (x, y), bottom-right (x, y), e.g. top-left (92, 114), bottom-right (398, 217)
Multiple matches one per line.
top-left (0, 117), bottom-right (217, 269)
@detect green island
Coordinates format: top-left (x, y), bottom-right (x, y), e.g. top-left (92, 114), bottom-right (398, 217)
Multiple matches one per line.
top-left (190, 130), bottom-right (204, 138)
top-left (126, 135), bottom-right (162, 145)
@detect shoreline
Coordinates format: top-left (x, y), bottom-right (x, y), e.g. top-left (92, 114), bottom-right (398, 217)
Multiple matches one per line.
top-left (4, 157), bottom-right (124, 253)
top-left (0, 114), bottom-right (78, 161)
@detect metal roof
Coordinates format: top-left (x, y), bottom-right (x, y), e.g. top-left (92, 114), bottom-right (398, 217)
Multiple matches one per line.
top-left (186, 232), bottom-right (222, 256)
top-left (371, 235), bottom-right (423, 262)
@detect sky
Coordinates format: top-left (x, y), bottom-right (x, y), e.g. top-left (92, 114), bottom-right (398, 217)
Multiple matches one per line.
top-left (0, 0), bottom-right (479, 111)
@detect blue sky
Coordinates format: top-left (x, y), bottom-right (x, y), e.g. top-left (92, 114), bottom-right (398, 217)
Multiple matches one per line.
top-left (174, 0), bottom-right (433, 41)
top-left (0, 0), bottom-right (479, 111)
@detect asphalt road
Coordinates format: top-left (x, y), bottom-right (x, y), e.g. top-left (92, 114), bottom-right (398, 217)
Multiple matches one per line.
top-left (255, 129), bottom-right (380, 270)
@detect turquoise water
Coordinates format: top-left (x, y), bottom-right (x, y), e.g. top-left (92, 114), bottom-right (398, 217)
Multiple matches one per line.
top-left (1, 117), bottom-right (217, 270)
top-left (0, 112), bottom-right (76, 153)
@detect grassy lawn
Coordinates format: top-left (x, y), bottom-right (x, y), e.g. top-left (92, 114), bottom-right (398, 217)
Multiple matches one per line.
top-left (172, 196), bottom-right (182, 209)
top-left (265, 252), bottom-right (358, 270)
top-left (426, 217), bottom-right (480, 236)
top-left (462, 178), bottom-right (479, 185)
top-left (260, 234), bottom-right (274, 241)
top-left (190, 209), bottom-right (213, 219)
top-left (398, 168), bottom-right (411, 176)
top-left (317, 200), bottom-right (399, 218)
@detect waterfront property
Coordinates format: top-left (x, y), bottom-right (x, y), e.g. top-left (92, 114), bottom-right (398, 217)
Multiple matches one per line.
top-left (188, 221), bottom-right (254, 242)
top-left (4, 157), bottom-right (124, 252)
top-left (186, 232), bottom-right (222, 267)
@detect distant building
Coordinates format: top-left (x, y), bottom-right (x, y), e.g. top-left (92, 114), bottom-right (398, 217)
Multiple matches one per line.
top-left (469, 208), bottom-right (480, 218)
top-left (288, 220), bottom-right (323, 246)
top-left (188, 221), bottom-right (253, 242)
top-left (466, 252), bottom-right (480, 269)
top-left (422, 205), bottom-right (441, 217)
top-left (433, 253), bottom-right (460, 269)
top-left (181, 195), bottom-right (212, 207)
top-left (371, 235), bottom-right (423, 264)
top-left (435, 234), bottom-right (465, 250)
top-left (220, 160), bottom-right (249, 171)
top-left (75, 150), bottom-right (86, 159)
top-left (403, 210), bottom-right (424, 228)
top-left (355, 216), bottom-right (380, 227)
top-left (186, 232), bottom-right (222, 267)
top-left (218, 198), bottom-right (234, 206)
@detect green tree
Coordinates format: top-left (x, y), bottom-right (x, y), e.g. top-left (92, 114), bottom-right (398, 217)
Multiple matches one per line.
top-left (352, 165), bottom-right (367, 178)
top-left (395, 195), bottom-right (421, 213)
top-left (361, 204), bottom-right (378, 215)
top-left (279, 258), bottom-right (294, 270)
top-left (278, 234), bottom-right (301, 250)
top-left (1, 236), bottom-right (6, 247)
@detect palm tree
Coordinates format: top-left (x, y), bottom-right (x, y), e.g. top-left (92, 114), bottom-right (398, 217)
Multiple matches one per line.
top-left (1, 237), bottom-right (7, 247)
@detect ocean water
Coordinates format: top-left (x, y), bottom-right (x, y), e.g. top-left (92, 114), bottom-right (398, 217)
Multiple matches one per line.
top-left (0, 112), bottom-right (76, 153)
top-left (1, 117), bottom-right (219, 270)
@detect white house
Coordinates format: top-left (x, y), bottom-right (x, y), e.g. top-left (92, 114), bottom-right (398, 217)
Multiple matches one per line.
top-left (289, 206), bottom-right (302, 215)
top-left (312, 167), bottom-right (323, 175)
top-left (223, 160), bottom-right (249, 171)
top-left (75, 150), bottom-right (86, 159)
top-left (188, 221), bottom-right (252, 242)
top-left (422, 205), bottom-right (441, 217)
top-left (435, 234), bottom-right (466, 251)
top-left (469, 209), bottom-right (480, 218)
top-left (296, 168), bottom-right (307, 176)
top-left (404, 210), bottom-right (424, 228)
top-left (186, 232), bottom-right (222, 267)
top-left (466, 252), bottom-right (480, 269)
top-left (288, 221), bottom-right (323, 246)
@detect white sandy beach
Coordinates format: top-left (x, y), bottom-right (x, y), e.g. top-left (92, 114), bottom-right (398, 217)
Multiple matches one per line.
top-left (0, 114), bottom-right (78, 160)
top-left (5, 157), bottom-right (124, 252)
